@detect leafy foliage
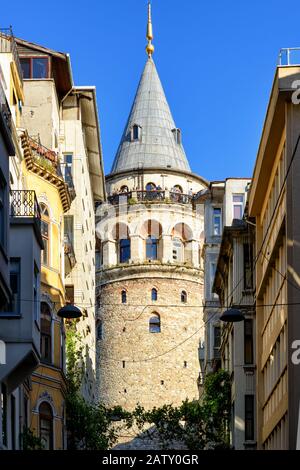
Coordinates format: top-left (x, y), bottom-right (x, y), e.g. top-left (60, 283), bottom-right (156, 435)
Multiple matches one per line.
top-left (123, 369), bottom-right (231, 450)
top-left (21, 427), bottom-right (44, 450)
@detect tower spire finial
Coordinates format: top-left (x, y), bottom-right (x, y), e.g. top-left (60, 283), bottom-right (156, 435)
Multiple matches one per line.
top-left (146, 0), bottom-right (154, 58)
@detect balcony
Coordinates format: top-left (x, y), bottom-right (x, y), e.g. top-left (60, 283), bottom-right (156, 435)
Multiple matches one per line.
top-left (108, 190), bottom-right (193, 206)
top-left (0, 27), bottom-right (23, 84)
top-left (10, 189), bottom-right (40, 220)
top-left (20, 131), bottom-right (75, 212)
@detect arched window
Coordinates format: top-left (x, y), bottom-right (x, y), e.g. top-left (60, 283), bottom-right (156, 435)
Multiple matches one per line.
top-left (97, 321), bottom-right (103, 340)
top-left (119, 239), bottom-right (131, 264)
top-left (131, 124), bottom-right (141, 142)
top-left (146, 236), bottom-right (158, 260)
top-left (172, 237), bottom-right (184, 262)
top-left (120, 185), bottom-right (129, 193)
top-left (39, 402), bottom-right (53, 450)
top-left (41, 302), bottom-right (52, 364)
top-left (181, 290), bottom-right (187, 303)
top-left (173, 185), bottom-right (183, 193)
top-left (149, 313), bottom-right (161, 333)
top-left (146, 182), bottom-right (156, 192)
top-left (172, 128), bottom-right (182, 144)
top-left (151, 288), bottom-right (158, 302)
top-left (40, 203), bottom-right (50, 265)
top-left (121, 290), bottom-right (127, 304)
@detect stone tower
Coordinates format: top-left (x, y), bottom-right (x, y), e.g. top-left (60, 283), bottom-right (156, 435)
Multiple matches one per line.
top-left (96, 2), bottom-right (208, 411)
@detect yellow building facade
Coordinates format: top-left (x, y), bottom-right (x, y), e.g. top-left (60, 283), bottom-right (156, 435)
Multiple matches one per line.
top-left (21, 132), bottom-right (72, 450)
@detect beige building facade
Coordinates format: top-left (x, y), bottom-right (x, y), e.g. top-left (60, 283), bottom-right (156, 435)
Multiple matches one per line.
top-left (249, 56), bottom-right (300, 449)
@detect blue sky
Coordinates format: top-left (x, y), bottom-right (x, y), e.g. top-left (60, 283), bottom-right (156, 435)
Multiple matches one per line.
top-left (2, 0), bottom-right (300, 180)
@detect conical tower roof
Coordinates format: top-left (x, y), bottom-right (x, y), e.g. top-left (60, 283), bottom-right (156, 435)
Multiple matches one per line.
top-left (111, 57), bottom-right (191, 174)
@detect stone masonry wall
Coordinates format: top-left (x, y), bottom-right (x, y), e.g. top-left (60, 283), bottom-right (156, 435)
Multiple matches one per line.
top-left (97, 267), bottom-right (204, 411)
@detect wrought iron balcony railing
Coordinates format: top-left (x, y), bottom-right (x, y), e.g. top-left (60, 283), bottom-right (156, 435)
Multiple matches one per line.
top-left (0, 27), bottom-right (23, 84)
top-left (108, 190), bottom-right (193, 205)
top-left (10, 190), bottom-right (41, 220)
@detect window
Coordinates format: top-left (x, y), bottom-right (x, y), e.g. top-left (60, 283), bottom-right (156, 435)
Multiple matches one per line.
top-left (213, 208), bottom-right (222, 236)
top-left (119, 239), bottom-right (131, 263)
top-left (33, 264), bottom-right (39, 322)
top-left (121, 290), bottom-right (127, 304)
top-left (40, 204), bottom-right (50, 265)
top-left (146, 236), bottom-right (158, 260)
top-left (214, 326), bottom-right (221, 349)
top-left (63, 154), bottom-right (73, 186)
top-left (131, 124), bottom-right (141, 142)
top-left (172, 238), bottom-right (183, 262)
top-left (0, 173), bottom-right (6, 248)
top-left (11, 395), bottom-right (16, 450)
top-left (39, 402), bottom-right (53, 450)
top-left (244, 319), bottom-right (253, 365)
top-left (10, 258), bottom-right (21, 313)
top-left (243, 243), bottom-right (253, 290)
top-left (1, 383), bottom-right (7, 447)
top-left (232, 194), bottom-right (244, 220)
top-left (181, 290), bottom-right (187, 303)
top-left (172, 128), bottom-right (182, 144)
top-left (245, 395), bottom-right (255, 441)
top-left (64, 215), bottom-right (74, 246)
top-left (20, 57), bottom-right (49, 79)
top-left (41, 302), bottom-right (52, 364)
top-left (151, 288), bottom-right (158, 302)
top-left (146, 182), bottom-right (156, 192)
top-left (149, 314), bottom-right (161, 333)
top-left (210, 263), bottom-right (217, 293)
top-left (120, 185), bottom-right (129, 193)
top-left (97, 321), bottom-right (103, 340)
top-left (65, 285), bottom-right (74, 304)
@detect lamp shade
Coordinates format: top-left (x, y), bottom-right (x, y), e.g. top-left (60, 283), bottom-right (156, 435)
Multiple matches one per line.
top-left (220, 308), bottom-right (245, 323)
top-left (57, 304), bottom-right (82, 319)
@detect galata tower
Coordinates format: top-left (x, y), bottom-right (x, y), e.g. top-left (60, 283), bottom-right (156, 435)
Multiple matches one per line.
top-left (96, 1), bottom-right (208, 411)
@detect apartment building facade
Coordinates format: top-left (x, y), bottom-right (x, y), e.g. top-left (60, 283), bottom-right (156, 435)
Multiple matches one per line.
top-left (248, 53), bottom-right (300, 449)
top-left (197, 178), bottom-right (251, 378)
top-left (213, 219), bottom-right (256, 449)
top-left (0, 29), bottom-right (43, 450)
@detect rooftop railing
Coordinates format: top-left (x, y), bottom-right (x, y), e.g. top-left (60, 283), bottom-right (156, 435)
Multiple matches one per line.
top-left (108, 190), bottom-right (193, 205)
top-left (10, 190), bottom-right (41, 221)
top-left (0, 27), bottom-right (23, 84)
top-left (278, 48), bottom-right (300, 66)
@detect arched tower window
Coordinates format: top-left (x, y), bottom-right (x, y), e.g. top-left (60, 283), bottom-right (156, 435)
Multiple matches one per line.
top-left (142, 220), bottom-right (162, 261)
top-left (119, 239), bottom-right (131, 264)
top-left (97, 321), bottom-right (103, 340)
top-left (146, 236), bottom-right (158, 260)
top-left (131, 124), bottom-right (142, 142)
top-left (41, 302), bottom-right (52, 364)
top-left (39, 402), bottom-right (53, 450)
top-left (181, 290), bottom-right (187, 303)
top-left (40, 203), bottom-right (50, 265)
top-left (151, 288), bottom-right (158, 302)
top-left (172, 128), bottom-right (182, 145)
top-left (149, 313), bottom-right (161, 333)
top-left (113, 223), bottom-right (131, 265)
top-left (121, 290), bottom-right (127, 304)
top-left (146, 182), bottom-right (156, 192)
